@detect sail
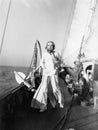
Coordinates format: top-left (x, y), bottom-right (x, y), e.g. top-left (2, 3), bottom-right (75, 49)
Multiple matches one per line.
top-left (62, 0), bottom-right (97, 67)
top-left (30, 40), bottom-right (42, 88)
top-left (85, 0), bottom-right (98, 60)
top-left (0, 0), bottom-right (76, 67)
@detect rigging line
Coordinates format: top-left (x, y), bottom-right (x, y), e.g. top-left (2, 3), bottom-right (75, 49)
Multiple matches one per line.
top-left (0, 0), bottom-right (12, 54)
top-left (77, 35), bottom-right (85, 61)
top-left (61, 0), bottom-right (77, 57)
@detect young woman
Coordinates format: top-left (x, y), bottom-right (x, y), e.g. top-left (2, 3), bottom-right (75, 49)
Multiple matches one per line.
top-left (31, 41), bottom-right (64, 112)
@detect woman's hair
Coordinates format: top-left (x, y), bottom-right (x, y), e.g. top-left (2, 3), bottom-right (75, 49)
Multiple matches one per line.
top-left (45, 41), bottom-right (55, 50)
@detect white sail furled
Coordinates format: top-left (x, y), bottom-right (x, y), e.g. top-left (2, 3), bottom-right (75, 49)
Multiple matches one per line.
top-left (63, 0), bottom-right (97, 67)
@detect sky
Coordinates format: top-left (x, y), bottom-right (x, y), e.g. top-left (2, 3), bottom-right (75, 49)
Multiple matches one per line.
top-left (0, 0), bottom-right (75, 67)
top-left (0, 0), bottom-right (98, 67)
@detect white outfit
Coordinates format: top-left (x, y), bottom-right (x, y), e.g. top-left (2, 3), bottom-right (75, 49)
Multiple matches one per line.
top-left (31, 51), bottom-right (63, 110)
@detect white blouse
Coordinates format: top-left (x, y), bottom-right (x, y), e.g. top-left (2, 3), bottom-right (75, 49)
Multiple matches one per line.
top-left (40, 51), bottom-right (60, 76)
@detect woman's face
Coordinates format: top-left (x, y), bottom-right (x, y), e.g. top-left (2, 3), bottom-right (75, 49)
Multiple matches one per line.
top-left (46, 42), bottom-right (54, 52)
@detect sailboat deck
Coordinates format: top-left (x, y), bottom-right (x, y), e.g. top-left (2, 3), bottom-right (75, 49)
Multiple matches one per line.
top-left (0, 66), bottom-right (98, 130)
top-left (4, 101), bottom-right (98, 130)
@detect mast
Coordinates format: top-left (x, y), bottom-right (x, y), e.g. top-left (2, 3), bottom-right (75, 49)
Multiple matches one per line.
top-left (77, 35), bottom-right (85, 62)
top-left (0, 0), bottom-right (12, 54)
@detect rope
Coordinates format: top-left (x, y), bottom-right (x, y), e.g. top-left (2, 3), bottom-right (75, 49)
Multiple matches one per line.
top-left (0, 0), bottom-right (12, 54)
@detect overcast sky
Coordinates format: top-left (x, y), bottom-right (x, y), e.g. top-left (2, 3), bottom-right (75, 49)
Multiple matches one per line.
top-left (0, 0), bottom-right (98, 67)
top-left (0, 0), bottom-right (75, 66)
